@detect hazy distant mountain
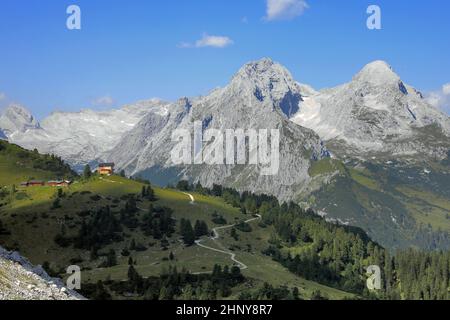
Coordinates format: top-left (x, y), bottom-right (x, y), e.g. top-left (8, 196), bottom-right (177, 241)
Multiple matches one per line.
top-left (0, 100), bottom-right (169, 169)
top-left (0, 104), bottom-right (40, 136)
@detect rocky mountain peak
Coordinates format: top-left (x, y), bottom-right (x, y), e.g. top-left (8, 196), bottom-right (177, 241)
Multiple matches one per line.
top-left (292, 59), bottom-right (450, 161)
top-left (353, 60), bottom-right (401, 87)
top-left (232, 58), bottom-right (293, 84)
top-left (0, 104), bottom-right (40, 136)
top-left (229, 58), bottom-right (302, 117)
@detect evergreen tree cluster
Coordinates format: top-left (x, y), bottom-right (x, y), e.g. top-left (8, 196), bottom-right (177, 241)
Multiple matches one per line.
top-left (98, 264), bottom-right (245, 300)
top-left (141, 185), bottom-right (156, 201)
top-left (55, 206), bottom-right (123, 251)
top-left (0, 140), bottom-right (76, 179)
top-left (179, 218), bottom-right (209, 246)
top-left (75, 206), bottom-right (123, 250)
top-left (238, 282), bottom-right (303, 300)
top-left (194, 220), bottom-right (209, 238)
top-left (0, 218), bottom-right (10, 235)
top-left (141, 204), bottom-right (175, 239)
top-left (196, 183), bottom-right (450, 300)
top-left (120, 196), bottom-right (139, 229)
top-left (180, 219), bottom-right (196, 246)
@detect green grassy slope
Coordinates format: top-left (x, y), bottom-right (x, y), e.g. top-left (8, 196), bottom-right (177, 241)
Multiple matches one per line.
top-left (0, 140), bottom-right (75, 187)
top-left (310, 159), bottom-right (450, 250)
top-left (0, 142), bottom-right (352, 299)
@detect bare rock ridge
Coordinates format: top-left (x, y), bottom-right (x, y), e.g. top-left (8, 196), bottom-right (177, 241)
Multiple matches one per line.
top-left (109, 58), bottom-right (328, 201)
top-left (0, 104), bottom-right (40, 136)
top-left (0, 99), bottom-right (170, 169)
top-left (291, 60), bottom-right (450, 160)
top-left (1, 58), bottom-right (449, 190)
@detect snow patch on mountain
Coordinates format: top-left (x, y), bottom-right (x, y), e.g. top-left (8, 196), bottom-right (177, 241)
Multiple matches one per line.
top-left (1, 99), bottom-right (169, 168)
top-left (109, 58), bottom-right (327, 201)
top-left (291, 60), bottom-right (450, 160)
top-left (0, 104), bottom-right (40, 136)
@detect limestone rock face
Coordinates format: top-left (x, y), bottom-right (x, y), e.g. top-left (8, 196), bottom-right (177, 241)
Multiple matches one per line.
top-left (291, 61), bottom-right (450, 161)
top-left (0, 100), bottom-right (169, 169)
top-left (0, 246), bottom-right (85, 300)
top-left (109, 58), bottom-right (327, 201)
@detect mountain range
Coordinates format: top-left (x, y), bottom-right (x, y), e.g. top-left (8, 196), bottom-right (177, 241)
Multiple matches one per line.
top-left (0, 100), bottom-right (169, 170)
top-left (1, 58), bottom-right (449, 249)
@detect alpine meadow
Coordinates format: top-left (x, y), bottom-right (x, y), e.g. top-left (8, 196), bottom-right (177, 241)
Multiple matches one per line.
top-left (1, 0), bottom-right (449, 304)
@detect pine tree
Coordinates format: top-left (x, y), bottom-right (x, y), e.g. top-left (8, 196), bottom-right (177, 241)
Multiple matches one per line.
top-left (194, 220), bottom-right (209, 238)
top-left (83, 164), bottom-right (92, 179)
top-left (180, 219), bottom-right (195, 246)
top-left (230, 228), bottom-right (239, 241)
top-left (125, 197), bottom-right (137, 213)
top-left (147, 186), bottom-right (155, 201)
top-left (130, 239), bottom-right (136, 251)
top-left (292, 287), bottom-right (300, 300)
top-left (106, 249), bottom-right (117, 267)
top-left (94, 280), bottom-right (111, 300)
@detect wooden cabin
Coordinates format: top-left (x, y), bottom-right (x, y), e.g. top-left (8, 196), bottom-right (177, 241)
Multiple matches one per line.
top-left (98, 163), bottom-right (115, 175)
top-left (48, 180), bottom-right (71, 187)
top-left (28, 180), bottom-right (45, 187)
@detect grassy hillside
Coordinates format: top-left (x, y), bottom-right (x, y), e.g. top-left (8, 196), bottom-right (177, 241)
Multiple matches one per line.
top-left (0, 140), bottom-right (76, 187)
top-left (310, 159), bottom-right (450, 250)
top-left (1, 141), bottom-right (448, 300)
top-left (0, 143), bottom-right (353, 300)
top-left (0, 175), bottom-right (352, 299)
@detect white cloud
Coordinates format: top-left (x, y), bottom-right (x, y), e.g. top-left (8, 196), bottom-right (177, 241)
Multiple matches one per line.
top-left (443, 83), bottom-right (450, 96)
top-left (92, 95), bottom-right (114, 106)
top-left (179, 34), bottom-right (234, 49)
top-left (426, 83), bottom-right (450, 115)
top-left (0, 92), bottom-right (6, 101)
top-left (177, 42), bottom-right (193, 49)
top-left (265, 0), bottom-right (309, 21)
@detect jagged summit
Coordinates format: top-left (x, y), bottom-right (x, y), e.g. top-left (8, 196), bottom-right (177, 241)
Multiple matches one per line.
top-left (2, 58), bottom-right (449, 171)
top-left (229, 58), bottom-right (302, 117)
top-left (108, 58), bottom-right (327, 201)
top-left (1, 100), bottom-right (170, 168)
top-left (0, 104), bottom-right (40, 135)
top-left (232, 58), bottom-right (293, 83)
top-left (292, 60), bottom-right (450, 160)
top-left (353, 60), bottom-right (401, 86)
top-left (234, 58), bottom-right (275, 76)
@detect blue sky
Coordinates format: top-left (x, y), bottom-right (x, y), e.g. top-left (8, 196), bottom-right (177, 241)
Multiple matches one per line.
top-left (0, 0), bottom-right (449, 119)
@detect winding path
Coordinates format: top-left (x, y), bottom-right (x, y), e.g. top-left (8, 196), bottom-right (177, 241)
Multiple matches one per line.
top-left (195, 215), bottom-right (261, 271)
top-left (182, 192), bottom-right (195, 204)
top-left (181, 192), bottom-right (261, 271)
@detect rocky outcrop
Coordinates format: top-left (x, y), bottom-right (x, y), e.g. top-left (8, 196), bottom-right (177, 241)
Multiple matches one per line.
top-left (0, 104), bottom-right (40, 136)
top-left (0, 246), bottom-right (85, 300)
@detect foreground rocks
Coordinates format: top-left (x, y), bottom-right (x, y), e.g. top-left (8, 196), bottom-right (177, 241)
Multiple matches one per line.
top-left (0, 246), bottom-right (85, 300)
